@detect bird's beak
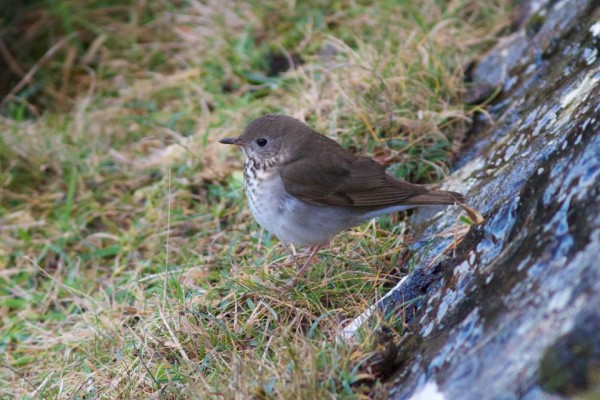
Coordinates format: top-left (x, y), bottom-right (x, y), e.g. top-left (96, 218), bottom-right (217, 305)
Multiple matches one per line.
top-left (219, 137), bottom-right (241, 145)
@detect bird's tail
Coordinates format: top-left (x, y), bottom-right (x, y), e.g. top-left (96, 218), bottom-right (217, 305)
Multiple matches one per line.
top-left (406, 189), bottom-right (465, 205)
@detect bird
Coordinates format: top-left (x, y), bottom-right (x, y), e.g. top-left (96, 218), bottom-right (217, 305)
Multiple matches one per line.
top-left (219, 114), bottom-right (465, 286)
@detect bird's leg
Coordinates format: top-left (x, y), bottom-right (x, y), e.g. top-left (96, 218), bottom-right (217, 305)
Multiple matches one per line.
top-left (285, 243), bottom-right (325, 287)
top-left (283, 242), bottom-right (301, 270)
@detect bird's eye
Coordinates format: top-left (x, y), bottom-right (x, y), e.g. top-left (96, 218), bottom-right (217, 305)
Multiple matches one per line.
top-left (256, 138), bottom-right (268, 147)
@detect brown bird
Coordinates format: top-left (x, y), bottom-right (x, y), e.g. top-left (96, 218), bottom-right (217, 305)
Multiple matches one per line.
top-left (220, 114), bottom-right (465, 286)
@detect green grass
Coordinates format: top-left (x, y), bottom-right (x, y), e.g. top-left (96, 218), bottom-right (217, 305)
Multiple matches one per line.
top-left (0, 0), bottom-right (510, 398)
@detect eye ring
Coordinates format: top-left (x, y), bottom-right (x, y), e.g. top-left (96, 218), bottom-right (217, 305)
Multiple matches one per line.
top-left (256, 138), bottom-right (268, 147)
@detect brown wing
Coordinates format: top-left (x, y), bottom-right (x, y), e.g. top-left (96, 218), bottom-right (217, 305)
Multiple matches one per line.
top-left (280, 153), bottom-right (430, 208)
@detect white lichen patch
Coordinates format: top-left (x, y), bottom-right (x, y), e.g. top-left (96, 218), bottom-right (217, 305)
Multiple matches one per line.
top-left (445, 155), bottom-right (486, 192)
top-left (582, 47), bottom-right (598, 65)
top-left (421, 320), bottom-right (435, 337)
top-left (547, 286), bottom-right (573, 312)
top-left (410, 382), bottom-right (447, 400)
top-left (469, 251), bottom-right (476, 265)
top-left (532, 108), bottom-right (558, 137)
top-left (560, 70), bottom-right (600, 109)
top-left (453, 260), bottom-right (470, 276)
top-left (590, 21), bottom-right (600, 37)
top-left (337, 275), bottom-right (410, 341)
top-left (436, 289), bottom-right (457, 323)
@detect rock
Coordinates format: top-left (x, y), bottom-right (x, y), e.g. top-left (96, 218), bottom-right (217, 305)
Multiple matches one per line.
top-left (342, 0), bottom-right (600, 398)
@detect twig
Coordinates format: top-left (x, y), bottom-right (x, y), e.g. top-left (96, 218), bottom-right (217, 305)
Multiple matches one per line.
top-left (0, 35), bottom-right (26, 77)
top-left (0, 364), bottom-right (37, 391)
top-left (359, 113), bottom-right (381, 144)
top-left (0, 32), bottom-right (78, 108)
top-left (59, 46), bottom-right (77, 101)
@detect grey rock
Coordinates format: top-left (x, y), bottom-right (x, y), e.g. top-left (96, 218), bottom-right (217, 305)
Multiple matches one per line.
top-left (351, 0), bottom-right (600, 398)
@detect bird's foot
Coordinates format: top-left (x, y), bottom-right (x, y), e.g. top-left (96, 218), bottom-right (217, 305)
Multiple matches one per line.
top-left (285, 243), bottom-right (326, 287)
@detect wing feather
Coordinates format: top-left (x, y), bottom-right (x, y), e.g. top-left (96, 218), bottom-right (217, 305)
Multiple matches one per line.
top-left (280, 154), bottom-right (428, 208)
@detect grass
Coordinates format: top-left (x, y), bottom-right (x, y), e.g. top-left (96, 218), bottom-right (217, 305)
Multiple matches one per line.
top-left (0, 0), bottom-right (511, 398)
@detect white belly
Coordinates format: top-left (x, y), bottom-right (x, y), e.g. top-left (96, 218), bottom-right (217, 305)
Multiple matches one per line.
top-left (244, 166), bottom-right (414, 247)
top-left (245, 169), bottom-right (355, 246)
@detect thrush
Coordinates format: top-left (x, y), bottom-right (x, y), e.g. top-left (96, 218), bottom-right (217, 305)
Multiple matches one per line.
top-left (220, 114), bottom-right (465, 286)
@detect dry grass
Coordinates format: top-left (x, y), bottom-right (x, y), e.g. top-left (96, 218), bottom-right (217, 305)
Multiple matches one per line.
top-left (0, 0), bottom-right (511, 398)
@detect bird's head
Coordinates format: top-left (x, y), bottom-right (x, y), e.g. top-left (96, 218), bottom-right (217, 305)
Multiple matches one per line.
top-left (219, 114), bottom-right (311, 164)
